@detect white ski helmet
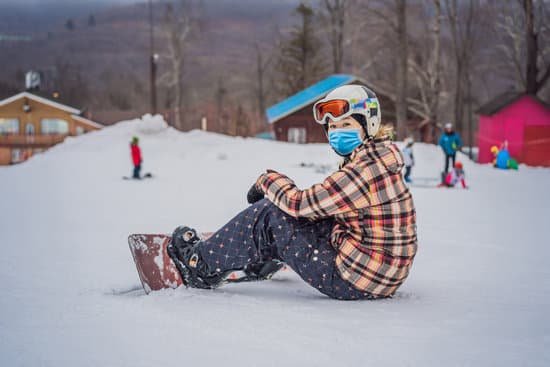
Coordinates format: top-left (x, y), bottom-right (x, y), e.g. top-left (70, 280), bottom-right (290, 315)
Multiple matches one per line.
top-left (313, 84), bottom-right (382, 138)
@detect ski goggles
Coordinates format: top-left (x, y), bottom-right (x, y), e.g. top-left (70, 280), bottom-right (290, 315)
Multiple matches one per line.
top-left (313, 98), bottom-right (377, 124)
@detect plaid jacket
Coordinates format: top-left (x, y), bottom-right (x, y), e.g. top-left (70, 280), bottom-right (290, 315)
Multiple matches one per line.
top-left (256, 138), bottom-right (417, 297)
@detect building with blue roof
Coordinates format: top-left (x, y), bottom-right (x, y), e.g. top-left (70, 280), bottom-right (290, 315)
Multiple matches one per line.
top-left (265, 74), bottom-right (364, 143)
top-left (266, 74), bottom-right (357, 124)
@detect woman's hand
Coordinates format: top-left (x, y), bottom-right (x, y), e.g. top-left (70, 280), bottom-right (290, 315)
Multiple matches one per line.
top-left (247, 183), bottom-right (264, 204)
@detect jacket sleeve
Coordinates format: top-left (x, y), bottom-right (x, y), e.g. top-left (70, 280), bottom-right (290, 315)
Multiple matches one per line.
top-left (438, 135), bottom-right (444, 148)
top-left (256, 165), bottom-right (370, 219)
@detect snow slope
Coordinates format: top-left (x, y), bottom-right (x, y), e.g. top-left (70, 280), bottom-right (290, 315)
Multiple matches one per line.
top-left (1, 115), bottom-right (549, 366)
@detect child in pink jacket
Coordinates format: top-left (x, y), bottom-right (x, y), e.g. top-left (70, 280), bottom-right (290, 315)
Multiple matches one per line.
top-left (440, 161), bottom-right (468, 189)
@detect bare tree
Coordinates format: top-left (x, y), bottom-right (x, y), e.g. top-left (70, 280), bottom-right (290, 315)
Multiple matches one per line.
top-left (354, 0), bottom-right (410, 138)
top-left (524, 0), bottom-right (550, 94)
top-left (444, 0), bottom-right (482, 155)
top-left (496, 0), bottom-right (550, 95)
top-left (408, 0), bottom-right (442, 142)
top-left (0, 80), bottom-right (18, 100)
top-left (395, 0), bottom-right (409, 139)
top-left (496, 4), bottom-right (526, 87)
top-left (355, 0), bottom-right (448, 141)
top-left (215, 77), bottom-right (228, 134)
top-left (234, 104), bottom-right (251, 137)
top-left (254, 42), bottom-right (272, 122)
top-left (445, 0), bottom-right (478, 136)
top-left (321, 0), bottom-right (349, 73)
top-left (158, 0), bottom-right (195, 130)
top-left (53, 60), bottom-right (91, 108)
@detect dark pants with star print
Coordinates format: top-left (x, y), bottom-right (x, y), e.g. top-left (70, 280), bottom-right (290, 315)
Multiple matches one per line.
top-left (197, 199), bottom-right (374, 300)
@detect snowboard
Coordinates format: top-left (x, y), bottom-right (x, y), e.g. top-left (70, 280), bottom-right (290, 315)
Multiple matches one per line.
top-left (128, 234), bottom-right (182, 294)
top-left (123, 173), bottom-right (153, 180)
top-left (128, 233), bottom-right (285, 294)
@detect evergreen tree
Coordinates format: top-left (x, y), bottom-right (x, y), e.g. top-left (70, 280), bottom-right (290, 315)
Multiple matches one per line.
top-left (88, 14), bottom-right (96, 27)
top-left (65, 19), bottom-right (75, 31)
top-left (276, 2), bottom-right (327, 96)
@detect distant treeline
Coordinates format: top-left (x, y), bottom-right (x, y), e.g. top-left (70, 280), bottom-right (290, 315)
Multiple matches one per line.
top-left (0, 0), bottom-right (548, 142)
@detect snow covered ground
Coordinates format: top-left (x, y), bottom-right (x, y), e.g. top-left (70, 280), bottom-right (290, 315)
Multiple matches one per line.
top-left (1, 115), bottom-right (549, 366)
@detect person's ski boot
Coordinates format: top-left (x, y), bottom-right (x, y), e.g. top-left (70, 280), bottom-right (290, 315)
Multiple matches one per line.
top-left (167, 226), bottom-right (229, 289)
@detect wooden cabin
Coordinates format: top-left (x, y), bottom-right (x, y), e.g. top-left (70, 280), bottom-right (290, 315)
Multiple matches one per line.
top-left (0, 92), bottom-right (102, 165)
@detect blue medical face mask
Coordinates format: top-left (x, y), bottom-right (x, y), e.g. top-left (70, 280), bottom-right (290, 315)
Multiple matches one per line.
top-left (328, 128), bottom-right (363, 156)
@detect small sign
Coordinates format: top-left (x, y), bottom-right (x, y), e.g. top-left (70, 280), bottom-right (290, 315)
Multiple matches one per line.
top-left (25, 71), bottom-right (41, 90)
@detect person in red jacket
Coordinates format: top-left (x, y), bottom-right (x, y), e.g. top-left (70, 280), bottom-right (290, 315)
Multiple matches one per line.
top-left (130, 136), bottom-right (142, 179)
top-left (439, 161), bottom-right (468, 189)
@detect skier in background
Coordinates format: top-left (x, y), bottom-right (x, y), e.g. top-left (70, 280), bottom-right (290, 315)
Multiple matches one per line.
top-left (438, 123), bottom-right (463, 175)
top-left (402, 137), bottom-right (414, 183)
top-left (130, 136), bottom-right (142, 179)
top-left (439, 161), bottom-right (468, 189)
top-left (166, 85), bottom-right (418, 300)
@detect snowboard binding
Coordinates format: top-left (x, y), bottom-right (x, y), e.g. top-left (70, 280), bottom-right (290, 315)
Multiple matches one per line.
top-left (243, 260), bottom-right (284, 282)
top-left (167, 226), bottom-right (230, 289)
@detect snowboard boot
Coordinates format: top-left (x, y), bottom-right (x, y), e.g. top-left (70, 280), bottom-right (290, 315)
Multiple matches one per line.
top-left (167, 226), bottom-right (230, 289)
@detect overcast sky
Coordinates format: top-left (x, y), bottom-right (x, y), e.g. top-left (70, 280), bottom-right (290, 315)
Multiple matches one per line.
top-left (0, 0), bottom-right (135, 3)
top-left (0, 0), bottom-right (298, 4)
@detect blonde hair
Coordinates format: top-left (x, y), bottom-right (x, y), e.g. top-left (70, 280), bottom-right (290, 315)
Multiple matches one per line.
top-left (374, 124), bottom-right (395, 140)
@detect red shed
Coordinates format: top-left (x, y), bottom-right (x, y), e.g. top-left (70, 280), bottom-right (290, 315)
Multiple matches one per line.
top-left (477, 92), bottom-right (550, 166)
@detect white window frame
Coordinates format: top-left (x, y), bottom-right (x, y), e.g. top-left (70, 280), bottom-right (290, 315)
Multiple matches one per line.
top-left (0, 118), bottom-right (20, 135)
top-left (40, 118), bottom-right (69, 135)
top-left (288, 127), bottom-right (307, 144)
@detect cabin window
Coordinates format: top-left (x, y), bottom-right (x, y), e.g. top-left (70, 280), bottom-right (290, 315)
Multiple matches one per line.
top-left (26, 123), bottom-right (35, 135)
top-left (40, 119), bottom-right (69, 135)
top-left (0, 118), bottom-right (20, 135)
top-left (76, 126), bottom-right (84, 135)
top-left (288, 128), bottom-right (306, 144)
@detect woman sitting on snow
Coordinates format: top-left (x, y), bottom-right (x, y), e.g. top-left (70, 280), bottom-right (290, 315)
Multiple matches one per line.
top-left (167, 85), bottom-right (418, 300)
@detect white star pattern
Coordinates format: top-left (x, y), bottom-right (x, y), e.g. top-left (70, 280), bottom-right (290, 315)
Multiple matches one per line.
top-left (192, 199), bottom-right (373, 299)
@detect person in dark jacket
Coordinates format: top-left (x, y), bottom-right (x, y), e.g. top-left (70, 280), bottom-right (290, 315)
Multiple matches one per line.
top-left (167, 85), bottom-right (418, 300)
top-left (130, 136), bottom-right (142, 179)
top-left (438, 123), bottom-right (463, 174)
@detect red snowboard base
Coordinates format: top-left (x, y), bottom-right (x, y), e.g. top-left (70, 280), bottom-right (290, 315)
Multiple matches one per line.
top-left (128, 233), bottom-right (213, 294)
top-left (128, 234), bottom-right (181, 294)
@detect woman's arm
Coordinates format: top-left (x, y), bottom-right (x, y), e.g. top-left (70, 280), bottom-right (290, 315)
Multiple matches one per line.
top-left (256, 165), bottom-right (370, 219)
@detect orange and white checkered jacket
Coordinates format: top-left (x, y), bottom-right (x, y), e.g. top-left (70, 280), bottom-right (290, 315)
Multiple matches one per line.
top-left (257, 138), bottom-right (417, 297)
